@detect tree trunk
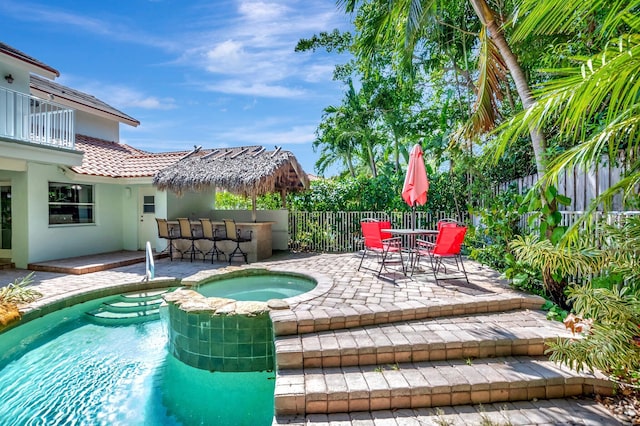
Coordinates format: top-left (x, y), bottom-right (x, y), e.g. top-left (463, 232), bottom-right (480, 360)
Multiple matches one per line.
top-left (543, 267), bottom-right (569, 309)
top-left (469, 0), bottom-right (547, 179)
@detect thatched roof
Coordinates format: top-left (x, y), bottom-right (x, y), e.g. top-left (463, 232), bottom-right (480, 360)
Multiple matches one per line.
top-left (152, 145), bottom-right (310, 197)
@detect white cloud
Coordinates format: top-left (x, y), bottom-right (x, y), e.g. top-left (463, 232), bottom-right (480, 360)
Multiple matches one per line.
top-left (68, 78), bottom-right (178, 111)
top-left (216, 124), bottom-right (316, 145)
top-left (178, 0), bottom-right (351, 98)
top-left (205, 80), bottom-right (306, 98)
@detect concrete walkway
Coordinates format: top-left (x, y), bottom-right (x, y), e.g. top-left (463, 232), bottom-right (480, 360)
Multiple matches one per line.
top-left (0, 252), bottom-right (624, 425)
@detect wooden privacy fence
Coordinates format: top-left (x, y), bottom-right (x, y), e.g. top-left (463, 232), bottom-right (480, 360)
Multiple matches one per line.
top-left (288, 211), bottom-right (467, 253)
top-left (496, 161), bottom-right (637, 211)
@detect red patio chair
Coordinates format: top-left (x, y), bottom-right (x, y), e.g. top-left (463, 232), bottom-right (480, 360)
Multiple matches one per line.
top-left (357, 220), bottom-right (405, 277)
top-left (437, 218), bottom-right (459, 231)
top-left (414, 225), bottom-right (468, 284)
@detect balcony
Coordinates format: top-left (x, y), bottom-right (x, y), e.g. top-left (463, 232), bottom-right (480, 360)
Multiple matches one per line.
top-left (0, 86), bottom-right (75, 150)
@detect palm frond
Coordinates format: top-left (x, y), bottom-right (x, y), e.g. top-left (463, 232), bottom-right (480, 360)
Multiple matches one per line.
top-left (457, 25), bottom-right (507, 140)
top-left (512, 0), bottom-right (640, 41)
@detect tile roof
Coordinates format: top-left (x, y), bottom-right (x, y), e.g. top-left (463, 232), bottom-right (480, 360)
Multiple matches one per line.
top-left (30, 75), bottom-right (140, 127)
top-left (72, 135), bottom-right (188, 178)
top-left (0, 42), bottom-right (60, 77)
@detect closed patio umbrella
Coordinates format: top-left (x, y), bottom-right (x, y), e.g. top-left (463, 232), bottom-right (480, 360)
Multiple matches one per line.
top-left (402, 144), bottom-right (429, 229)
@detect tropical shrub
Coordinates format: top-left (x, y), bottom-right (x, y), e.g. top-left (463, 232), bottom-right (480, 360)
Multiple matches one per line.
top-left (546, 217), bottom-right (640, 386)
top-left (0, 273), bottom-right (41, 327)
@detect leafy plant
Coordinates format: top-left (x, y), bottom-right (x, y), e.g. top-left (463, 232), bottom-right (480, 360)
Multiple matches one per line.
top-left (502, 253), bottom-right (545, 297)
top-left (0, 273), bottom-right (42, 327)
top-left (542, 300), bottom-right (569, 322)
top-left (466, 187), bottom-right (522, 271)
top-left (546, 217), bottom-right (640, 386)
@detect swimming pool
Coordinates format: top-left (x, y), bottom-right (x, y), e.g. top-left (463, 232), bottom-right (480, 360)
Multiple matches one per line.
top-left (0, 293), bottom-right (275, 425)
top-left (195, 272), bottom-right (317, 301)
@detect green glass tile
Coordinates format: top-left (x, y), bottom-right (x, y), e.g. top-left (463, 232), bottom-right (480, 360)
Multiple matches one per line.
top-left (210, 330), bottom-right (224, 343)
top-left (223, 342), bottom-right (239, 358)
top-left (210, 343), bottom-right (223, 357)
top-left (223, 358), bottom-right (239, 371)
top-left (209, 357), bottom-right (224, 372)
top-left (198, 341), bottom-right (211, 356)
top-left (223, 316), bottom-right (238, 330)
top-left (237, 329), bottom-right (253, 342)
top-left (237, 343), bottom-right (252, 357)
top-left (253, 343), bottom-right (267, 357)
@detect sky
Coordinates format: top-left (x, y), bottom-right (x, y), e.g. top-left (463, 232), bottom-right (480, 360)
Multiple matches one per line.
top-left (1, 0), bottom-right (353, 176)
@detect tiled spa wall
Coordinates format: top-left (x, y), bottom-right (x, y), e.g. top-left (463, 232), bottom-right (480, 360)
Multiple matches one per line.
top-left (166, 302), bottom-right (274, 372)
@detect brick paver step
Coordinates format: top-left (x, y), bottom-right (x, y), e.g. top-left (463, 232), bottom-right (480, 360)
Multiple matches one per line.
top-left (271, 292), bottom-right (546, 336)
top-left (275, 310), bottom-right (574, 369)
top-left (273, 397), bottom-right (623, 425)
top-left (273, 356), bottom-right (614, 416)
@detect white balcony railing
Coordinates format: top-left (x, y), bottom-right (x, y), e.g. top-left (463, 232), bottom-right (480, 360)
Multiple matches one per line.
top-left (0, 86), bottom-right (75, 149)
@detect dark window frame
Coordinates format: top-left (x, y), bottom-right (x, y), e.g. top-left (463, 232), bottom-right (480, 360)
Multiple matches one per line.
top-left (48, 182), bottom-right (95, 225)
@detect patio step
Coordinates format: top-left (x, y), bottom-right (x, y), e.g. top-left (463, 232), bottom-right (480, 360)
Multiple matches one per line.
top-left (271, 293), bottom-right (545, 336)
top-left (85, 308), bottom-right (161, 325)
top-left (273, 356), bottom-right (614, 416)
top-left (274, 310), bottom-right (574, 370)
top-left (274, 398), bottom-right (619, 425)
top-left (85, 287), bottom-right (174, 325)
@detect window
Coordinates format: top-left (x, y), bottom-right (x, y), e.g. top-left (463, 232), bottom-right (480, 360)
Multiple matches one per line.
top-left (143, 195), bottom-right (155, 213)
top-left (48, 182), bottom-right (94, 225)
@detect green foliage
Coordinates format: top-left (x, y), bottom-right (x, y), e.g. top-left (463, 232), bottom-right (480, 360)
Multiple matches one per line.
top-left (547, 283), bottom-right (640, 385)
top-left (545, 217), bottom-right (640, 385)
top-left (542, 300), bottom-right (569, 322)
top-left (466, 187), bottom-right (522, 271)
top-left (502, 253), bottom-right (545, 297)
top-left (0, 273), bottom-right (41, 304)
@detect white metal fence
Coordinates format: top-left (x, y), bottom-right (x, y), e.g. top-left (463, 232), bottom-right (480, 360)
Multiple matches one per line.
top-left (288, 211), bottom-right (467, 252)
top-left (288, 210), bottom-right (640, 253)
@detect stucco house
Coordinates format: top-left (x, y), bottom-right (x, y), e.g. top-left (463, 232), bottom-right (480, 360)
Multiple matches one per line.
top-left (1, 42), bottom-right (308, 269)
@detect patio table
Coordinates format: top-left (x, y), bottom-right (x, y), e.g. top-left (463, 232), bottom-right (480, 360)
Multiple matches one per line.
top-left (381, 228), bottom-right (438, 275)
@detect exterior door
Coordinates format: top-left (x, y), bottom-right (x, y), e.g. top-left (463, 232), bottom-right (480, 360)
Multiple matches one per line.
top-left (0, 184), bottom-right (10, 258)
top-left (138, 188), bottom-right (157, 250)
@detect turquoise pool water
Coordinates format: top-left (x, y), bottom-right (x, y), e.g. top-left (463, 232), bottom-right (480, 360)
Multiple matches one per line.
top-left (0, 296), bottom-right (275, 425)
top-left (196, 273), bottom-right (316, 301)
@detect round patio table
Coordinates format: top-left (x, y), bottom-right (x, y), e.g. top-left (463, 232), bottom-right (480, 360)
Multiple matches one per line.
top-left (381, 228), bottom-right (438, 275)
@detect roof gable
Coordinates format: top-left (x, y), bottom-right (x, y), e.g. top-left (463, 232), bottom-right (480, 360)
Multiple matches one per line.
top-left (0, 42), bottom-right (59, 79)
top-left (30, 75), bottom-right (140, 127)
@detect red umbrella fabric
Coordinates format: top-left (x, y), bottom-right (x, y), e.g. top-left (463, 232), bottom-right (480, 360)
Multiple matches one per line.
top-left (402, 144), bottom-right (429, 207)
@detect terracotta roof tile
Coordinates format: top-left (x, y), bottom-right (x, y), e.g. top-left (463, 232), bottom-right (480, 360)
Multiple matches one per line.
top-left (72, 135), bottom-right (188, 178)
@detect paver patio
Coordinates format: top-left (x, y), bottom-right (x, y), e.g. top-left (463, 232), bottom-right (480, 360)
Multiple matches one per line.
top-left (0, 251), bottom-right (624, 425)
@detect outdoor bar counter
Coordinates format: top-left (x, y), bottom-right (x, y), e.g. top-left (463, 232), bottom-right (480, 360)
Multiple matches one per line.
top-left (167, 220), bottom-right (274, 262)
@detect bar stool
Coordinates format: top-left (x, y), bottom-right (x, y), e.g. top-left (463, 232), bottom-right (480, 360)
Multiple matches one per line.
top-left (177, 218), bottom-right (201, 262)
top-left (155, 218), bottom-right (179, 260)
top-left (199, 218), bottom-right (226, 262)
top-left (223, 219), bottom-right (252, 263)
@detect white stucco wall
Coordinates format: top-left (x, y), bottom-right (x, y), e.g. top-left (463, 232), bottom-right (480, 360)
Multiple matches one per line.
top-left (24, 163), bottom-right (127, 265)
top-left (74, 110), bottom-right (119, 142)
top-left (0, 64), bottom-right (30, 93)
top-left (211, 209), bottom-right (289, 250)
top-left (166, 189), bottom-right (215, 219)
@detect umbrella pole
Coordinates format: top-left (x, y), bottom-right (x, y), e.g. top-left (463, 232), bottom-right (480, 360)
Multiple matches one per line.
top-left (412, 204), bottom-right (416, 230)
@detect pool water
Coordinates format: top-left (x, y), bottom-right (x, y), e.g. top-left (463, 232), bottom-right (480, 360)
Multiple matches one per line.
top-left (0, 297), bottom-right (275, 425)
top-left (197, 273), bottom-right (316, 301)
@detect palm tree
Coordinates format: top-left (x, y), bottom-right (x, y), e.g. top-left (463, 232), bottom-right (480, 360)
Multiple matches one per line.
top-left (495, 0), bottom-right (640, 215)
top-left (340, 0), bottom-right (549, 178)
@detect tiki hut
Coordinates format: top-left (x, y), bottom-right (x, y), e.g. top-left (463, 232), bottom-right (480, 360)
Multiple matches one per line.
top-left (152, 145), bottom-right (309, 219)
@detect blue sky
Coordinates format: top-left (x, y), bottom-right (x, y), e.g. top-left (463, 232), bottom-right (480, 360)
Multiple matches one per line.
top-left (1, 0), bottom-right (353, 176)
